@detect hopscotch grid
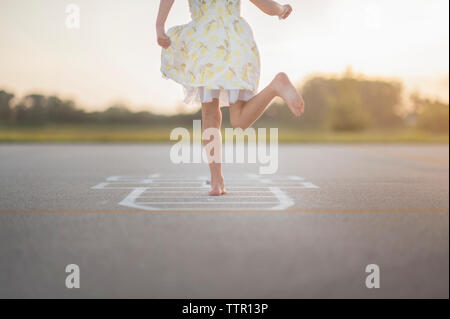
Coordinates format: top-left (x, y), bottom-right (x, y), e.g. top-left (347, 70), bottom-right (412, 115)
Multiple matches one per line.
top-left (93, 174), bottom-right (320, 211)
top-left (94, 182), bottom-right (312, 186)
top-left (94, 185), bottom-right (318, 189)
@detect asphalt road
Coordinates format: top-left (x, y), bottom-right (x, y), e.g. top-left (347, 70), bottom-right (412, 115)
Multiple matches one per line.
top-left (0, 144), bottom-right (448, 298)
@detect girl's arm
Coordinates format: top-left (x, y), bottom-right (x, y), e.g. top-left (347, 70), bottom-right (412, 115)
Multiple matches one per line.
top-left (249, 0), bottom-right (293, 19)
top-left (156, 0), bottom-right (175, 49)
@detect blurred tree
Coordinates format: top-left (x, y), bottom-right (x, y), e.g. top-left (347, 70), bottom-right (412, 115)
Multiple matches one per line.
top-left (300, 77), bottom-right (336, 129)
top-left (0, 73), bottom-right (419, 132)
top-left (47, 96), bottom-right (87, 123)
top-left (103, 105), bottom-right (133, 123)
top-left (359, 80), bottom-right (403, 128)
top-left (299, 75), bottom-right (403, 131)
top-left (0, 90), bottom-right (14, 123)
top-left (412, 95), bottom-right (449, 133)
top-left (328, 79), bottom-right (371, 131)
top-left (14, 94), bottom-right (48, 124)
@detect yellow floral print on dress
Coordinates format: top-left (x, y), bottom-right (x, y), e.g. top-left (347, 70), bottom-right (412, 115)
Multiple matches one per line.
top-left (161, 0), bottom-right (261, 106)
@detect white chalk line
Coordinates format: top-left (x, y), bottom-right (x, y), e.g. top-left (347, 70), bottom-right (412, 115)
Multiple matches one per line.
top-left (269, 187), bottom-right (295, 210)
top-left (93, 185), bottom-right (318, 190)
top-left (94, 181), bottom-right (311, 186)
top-left (134, 202), bottom-right (281, 205)
top-left (135, 196), bottom-right (277, 199)
top-left (107, 176), bottom-right (303, 182)
top-left (103, 181), bottom-right (311, 184)
top-left (142, 191), bottom-right (275, 194)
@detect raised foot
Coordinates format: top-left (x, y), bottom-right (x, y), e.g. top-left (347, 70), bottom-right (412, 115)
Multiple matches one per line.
top-left (272, 72), bottom-right (305, 117)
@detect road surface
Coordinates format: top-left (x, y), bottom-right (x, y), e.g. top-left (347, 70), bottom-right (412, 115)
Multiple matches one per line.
top-left (0, 144), bottom-right (448, 298)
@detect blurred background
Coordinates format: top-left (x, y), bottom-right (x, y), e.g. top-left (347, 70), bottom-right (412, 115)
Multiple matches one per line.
top-left (0, 0), bottom-right (448, 142)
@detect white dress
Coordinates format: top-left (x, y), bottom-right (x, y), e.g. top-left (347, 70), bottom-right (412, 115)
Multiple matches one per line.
top-left (161, 0), bottom-right (261, 107)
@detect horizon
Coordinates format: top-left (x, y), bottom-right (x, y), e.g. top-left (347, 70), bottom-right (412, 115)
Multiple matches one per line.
top-left (1, 70), bottom-right (446, 116)
top-left (0, 0), bottom-right (449, 114)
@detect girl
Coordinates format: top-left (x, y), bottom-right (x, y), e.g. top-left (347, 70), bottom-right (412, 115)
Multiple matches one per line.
top-left (157, 0), bottom-right (305, 196)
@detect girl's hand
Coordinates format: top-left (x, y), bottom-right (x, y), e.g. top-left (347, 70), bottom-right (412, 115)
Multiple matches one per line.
top-left (157, 27), bottom-right (171, 49)
top-left (278, 4), bottom-right (293, 20)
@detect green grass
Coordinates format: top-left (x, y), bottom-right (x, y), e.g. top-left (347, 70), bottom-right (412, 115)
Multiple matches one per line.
top-left (277, 129), bottom-right (449, 144)
top-left (0, 124), bottom-right (172, 143)
top-left (0, 124), bottom-right (448, 143)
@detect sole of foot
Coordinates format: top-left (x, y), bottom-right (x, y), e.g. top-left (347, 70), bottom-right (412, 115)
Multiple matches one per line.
top-left (273, 72), bottom-right (305, 117)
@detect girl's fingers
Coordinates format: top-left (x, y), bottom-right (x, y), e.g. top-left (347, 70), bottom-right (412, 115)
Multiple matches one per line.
top-left (160, 35), bottom-right (170, 42)
top-left (158, 35), bottom-right (171, 49)
top-left (281, 5), bottom-right (292, 19)
top-left (285, 8), bottom-right (292, 18)
top-left (159, 41), bottom-right (170, 49)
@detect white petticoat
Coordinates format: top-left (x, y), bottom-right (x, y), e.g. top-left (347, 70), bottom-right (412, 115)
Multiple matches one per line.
top-left (183, 86), bottom-right (255, 107)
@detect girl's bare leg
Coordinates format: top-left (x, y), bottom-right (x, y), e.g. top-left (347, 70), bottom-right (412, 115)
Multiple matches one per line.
top-left (202, 100), bottom-right (227, 196)
top-left (230, 72), bottom-right (305, 129)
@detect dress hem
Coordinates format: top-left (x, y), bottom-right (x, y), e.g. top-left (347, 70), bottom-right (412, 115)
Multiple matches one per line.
top-left (162, 73), bottom-right (256, 107)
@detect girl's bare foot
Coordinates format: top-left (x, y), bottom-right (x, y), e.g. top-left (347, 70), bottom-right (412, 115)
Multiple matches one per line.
top-left (209, 175), bottom-right (227, 196)
top-left (272, 72), bottom-right (305, 117)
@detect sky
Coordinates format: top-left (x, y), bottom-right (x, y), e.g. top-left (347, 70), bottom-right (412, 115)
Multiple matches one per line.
top-left (0, 0), bottom-right (448, 114)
